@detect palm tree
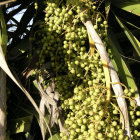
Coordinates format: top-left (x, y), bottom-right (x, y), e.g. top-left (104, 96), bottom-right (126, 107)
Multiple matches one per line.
top-left (0, 0), bottom-right (140, 139)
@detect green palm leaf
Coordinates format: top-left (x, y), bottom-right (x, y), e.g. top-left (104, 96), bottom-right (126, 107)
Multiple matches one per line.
top-left (112, 0), bottom-right (140, 16)
top-left (108, 29), bottom-right (138, 91)
top-left (115, 15), bottom-right (140, 57)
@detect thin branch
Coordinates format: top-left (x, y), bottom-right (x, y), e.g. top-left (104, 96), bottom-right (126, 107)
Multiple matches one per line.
top-left (120, 54), bottom-right (140, 63)
top-left (0, 0), bottom-right (16, 6)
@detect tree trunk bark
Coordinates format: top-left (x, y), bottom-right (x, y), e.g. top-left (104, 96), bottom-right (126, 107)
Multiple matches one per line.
top-left (0, 68), bottom-right (6, 140)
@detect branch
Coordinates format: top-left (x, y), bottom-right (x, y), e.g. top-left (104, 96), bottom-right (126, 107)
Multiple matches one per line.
top-left (0, 0), bottom-right (16, 6)
top-left (84, 20), bottom-right (131, 139)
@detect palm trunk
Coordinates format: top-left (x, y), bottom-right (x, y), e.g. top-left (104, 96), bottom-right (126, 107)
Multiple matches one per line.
top-left (0, 68), bottom-right (6, 140)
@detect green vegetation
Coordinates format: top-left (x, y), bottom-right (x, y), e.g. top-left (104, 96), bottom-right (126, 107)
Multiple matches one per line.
top-left (0, 0), bottom-right (140, 140)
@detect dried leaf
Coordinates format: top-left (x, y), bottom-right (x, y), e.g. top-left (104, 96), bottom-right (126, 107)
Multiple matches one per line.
top-left (39, 97), bottom-right (46, 140)
top-left (105, 0), bottom-right (111, 18)
top-left (0, 45), bottom-right (52, 138)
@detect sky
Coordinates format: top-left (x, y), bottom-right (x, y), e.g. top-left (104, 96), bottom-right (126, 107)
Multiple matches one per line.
top-left (6, 4), bottom-right (33, 44)
top-left (7, 4), bottom-right (33, 32)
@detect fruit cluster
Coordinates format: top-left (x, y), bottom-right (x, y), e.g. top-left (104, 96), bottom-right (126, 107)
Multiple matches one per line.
top-left (32, 0), bottom-right (140, 139)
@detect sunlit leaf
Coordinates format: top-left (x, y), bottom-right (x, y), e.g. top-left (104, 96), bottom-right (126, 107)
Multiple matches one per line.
top-left (102, 60), bottom-right (111, 101)
top-left (48, 133), bottom-right (60, 140)
top-left (108, 29), bottom-right (138, 91)
top-left (112, 0), bottom-right (140, 16)
top-left (125, 21), bottom-right (140, 30)
top-left (7, 116), bottom-right (33, 134)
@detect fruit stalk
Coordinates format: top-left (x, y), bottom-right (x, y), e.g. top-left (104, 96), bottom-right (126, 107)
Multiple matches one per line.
top-left (84, 20), bottom-right (131, 139)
